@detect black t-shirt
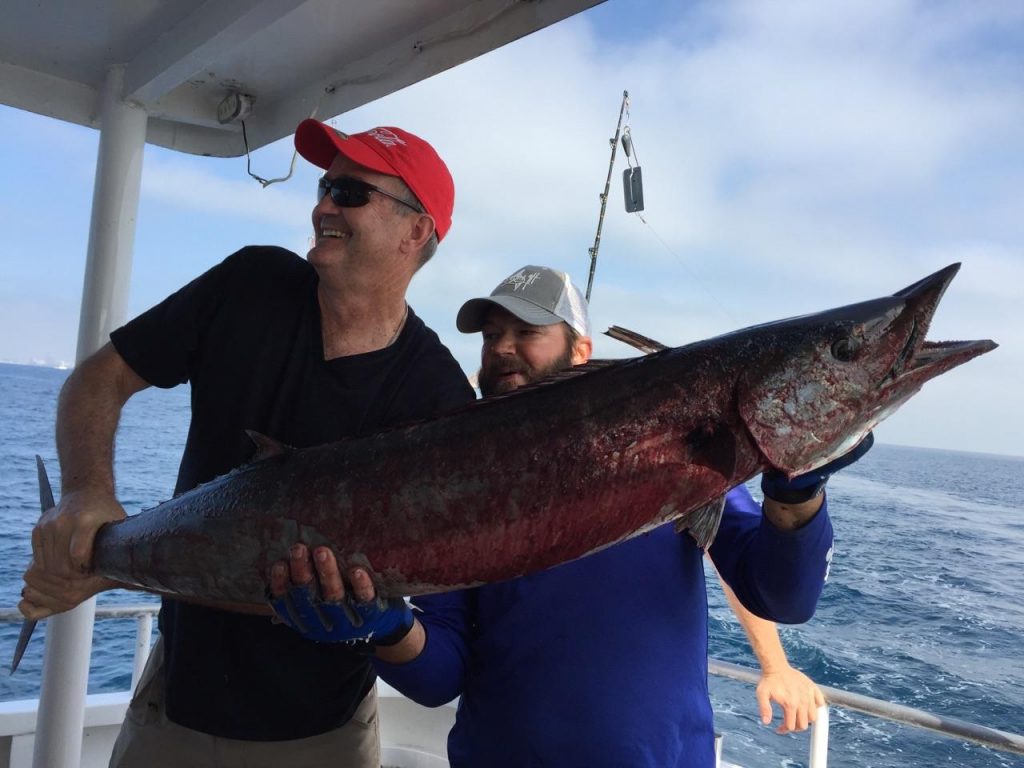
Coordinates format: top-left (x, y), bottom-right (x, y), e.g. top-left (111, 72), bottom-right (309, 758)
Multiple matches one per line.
top-left (110, 246), bottom-right (474, 740)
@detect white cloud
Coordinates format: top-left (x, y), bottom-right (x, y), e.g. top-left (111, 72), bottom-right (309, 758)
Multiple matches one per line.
top-left (140, 157), bottom-right (311, 226)
top-left (2, 0), bottom-right (1020, 455)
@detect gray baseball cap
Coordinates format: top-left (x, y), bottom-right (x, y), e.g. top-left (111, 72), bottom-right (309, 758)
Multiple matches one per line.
top-left (457, 265), bottom-right (591, 337)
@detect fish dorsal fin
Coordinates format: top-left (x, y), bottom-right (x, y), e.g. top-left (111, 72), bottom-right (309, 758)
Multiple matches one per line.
top-left (246, 430), bottom-right (293, 462)
top-left (604, 325), bottom-right (669, 354)
top-left (479, 359), bottom-right (621, 404)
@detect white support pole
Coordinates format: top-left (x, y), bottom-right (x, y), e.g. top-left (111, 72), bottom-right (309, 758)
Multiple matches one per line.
top-left (808, 705), bottom-right (830, 768)
top-left (75, 66), bottom-right (148, 358)
top-left (131, 612), bottom-right (155, 694)
top-left (33, 65), bottom-right (147, 768)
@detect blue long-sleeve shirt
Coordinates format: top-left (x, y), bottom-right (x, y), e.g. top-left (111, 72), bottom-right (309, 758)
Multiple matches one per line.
top-left (375, 485), bottom-right (833, 767)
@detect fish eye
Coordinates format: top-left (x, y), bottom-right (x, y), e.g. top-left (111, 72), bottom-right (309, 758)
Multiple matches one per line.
top-left (831, 336), bottom-right (860, 362)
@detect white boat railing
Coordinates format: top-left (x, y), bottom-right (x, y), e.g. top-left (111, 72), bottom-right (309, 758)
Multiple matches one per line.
top-left (1, 605), bottom-right (159, 696)
top-left (1, 606), bottom-right (1023, 767)
top-left (709, 659), bottom-right (1024, 765)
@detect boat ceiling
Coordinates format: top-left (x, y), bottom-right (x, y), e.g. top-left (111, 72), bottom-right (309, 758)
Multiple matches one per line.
top-left (1, 0), bottom-right (602, 157)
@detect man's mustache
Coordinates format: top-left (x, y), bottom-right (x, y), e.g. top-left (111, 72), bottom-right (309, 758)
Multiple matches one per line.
top-left (487, 361), bottom-right (529, 376)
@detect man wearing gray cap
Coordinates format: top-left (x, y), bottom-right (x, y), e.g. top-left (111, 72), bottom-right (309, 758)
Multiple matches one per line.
top-left (276, 265), bottom-right (860, 767)
top-left (456, 265), bottom-right (592, 395)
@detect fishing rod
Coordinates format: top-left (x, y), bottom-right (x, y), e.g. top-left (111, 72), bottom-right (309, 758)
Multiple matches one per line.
top-left (586, 90), bottom-right (629, 302)
top-left (586, 90), bottom-right (644, 302)
top-left (583, 93), bottom-right (736, 332)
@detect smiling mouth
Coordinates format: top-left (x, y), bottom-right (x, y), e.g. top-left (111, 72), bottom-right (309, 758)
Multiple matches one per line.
top-left (319, 228), bottom-right (349, 240)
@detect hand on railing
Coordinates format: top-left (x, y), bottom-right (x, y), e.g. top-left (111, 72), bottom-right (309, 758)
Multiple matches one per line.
top-left (756, 662), bottom-right (826, 734)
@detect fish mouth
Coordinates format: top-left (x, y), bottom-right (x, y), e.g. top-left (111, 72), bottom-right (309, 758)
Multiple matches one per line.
top-left (879, 263), bottom-right (997, 391)
top-left (890, 337), bottom-right (997, 385)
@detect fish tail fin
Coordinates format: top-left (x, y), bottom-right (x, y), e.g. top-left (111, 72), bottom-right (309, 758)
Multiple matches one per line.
top-left (11, 455), bottom-right (54, 673)
top-left (674, 495), bottom-right (726, 551)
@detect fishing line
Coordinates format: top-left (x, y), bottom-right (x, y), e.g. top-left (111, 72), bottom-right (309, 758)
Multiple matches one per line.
top-left (628, 209), bottom-right (739, 327)
top-left (239, 89), bottom-right (333, 189)
top-left (241, 119), bottom-right (299, 188)
top-left (611, 118), bottom-right (740, 327)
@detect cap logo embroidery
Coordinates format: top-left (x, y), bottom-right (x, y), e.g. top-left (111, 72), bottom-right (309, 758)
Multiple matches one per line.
top-left (367, 128), bottom-right (406, 147)
top-left (504, 270), bottom-right (541, 292)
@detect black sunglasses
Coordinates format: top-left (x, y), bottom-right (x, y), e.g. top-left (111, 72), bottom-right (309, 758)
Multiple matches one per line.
top-left (317, 175), bottom-right (422, 213)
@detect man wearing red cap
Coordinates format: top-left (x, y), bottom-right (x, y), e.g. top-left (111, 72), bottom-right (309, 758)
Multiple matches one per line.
top-left (20, 119), bottom-right (474, 766)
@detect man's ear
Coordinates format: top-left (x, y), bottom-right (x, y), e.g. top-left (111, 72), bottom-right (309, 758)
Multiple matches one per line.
top-left (402, 213), bottom-right (436, 254)
top-left (572, 336), bottom-right (593, 365)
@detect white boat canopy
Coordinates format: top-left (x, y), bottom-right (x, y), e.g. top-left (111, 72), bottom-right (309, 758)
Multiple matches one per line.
top-left (2, 0), bottom-right (602, 156)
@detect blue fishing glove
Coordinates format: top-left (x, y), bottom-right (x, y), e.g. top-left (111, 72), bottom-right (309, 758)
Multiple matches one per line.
top-left (761, 432), bottom-right (874, 504)
top-left (270, 583), bottom-right (414, 646)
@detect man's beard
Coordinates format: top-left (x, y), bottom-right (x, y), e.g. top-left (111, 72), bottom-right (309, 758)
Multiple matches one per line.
top-left (478, 348), bottom-right (574, 397)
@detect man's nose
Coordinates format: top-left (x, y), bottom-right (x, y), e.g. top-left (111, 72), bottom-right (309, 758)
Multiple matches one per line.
top-left (491, 332), bottom-right (516, 354)
top-left (313, 188), bottom-right (342, 217)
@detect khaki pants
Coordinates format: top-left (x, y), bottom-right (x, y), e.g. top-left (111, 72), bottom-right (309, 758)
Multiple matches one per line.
top-left (110, 638), bottom-right (380, 768)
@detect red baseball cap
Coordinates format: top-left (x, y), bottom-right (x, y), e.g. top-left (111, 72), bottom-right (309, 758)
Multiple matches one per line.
top-left (295, 119), bottom-right (455, 241)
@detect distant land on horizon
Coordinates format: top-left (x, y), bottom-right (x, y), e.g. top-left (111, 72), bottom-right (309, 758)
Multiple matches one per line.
top-left (0, 357), bottom-right (72, 370)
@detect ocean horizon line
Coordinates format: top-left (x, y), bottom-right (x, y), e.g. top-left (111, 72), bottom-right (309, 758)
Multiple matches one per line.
top-left (1, 361), bottom-right (1018, 461)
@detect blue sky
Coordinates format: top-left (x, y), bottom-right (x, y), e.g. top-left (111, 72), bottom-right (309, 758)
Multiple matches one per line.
top-left (1, 0), bottom-right (1021, 456)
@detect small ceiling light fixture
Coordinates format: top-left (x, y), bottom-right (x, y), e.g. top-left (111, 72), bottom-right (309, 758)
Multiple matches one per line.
top-left (216, 91), bottom-right (254, 124)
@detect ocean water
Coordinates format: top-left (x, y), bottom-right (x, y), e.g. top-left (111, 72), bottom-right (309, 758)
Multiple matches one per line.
top-left (0, 361), bottom-right (1021, 767)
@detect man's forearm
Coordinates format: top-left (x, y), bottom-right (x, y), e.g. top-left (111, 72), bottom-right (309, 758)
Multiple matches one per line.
top-left (375, 618), bottom-right (426, 664)
top-left (56, 344), bottom-right (148, 494)
top-left (718, 570), bottom-right (789, 673)
top-left (714, 487), bottom-right (833, 624)
top-left (761, 494), bottom-right (823, 531)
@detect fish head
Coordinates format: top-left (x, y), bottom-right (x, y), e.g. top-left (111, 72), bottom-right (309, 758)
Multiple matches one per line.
top-left (736, 263), bottom-right (997, 477)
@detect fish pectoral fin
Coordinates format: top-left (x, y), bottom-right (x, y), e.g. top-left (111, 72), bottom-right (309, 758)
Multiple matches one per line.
top-left (245, 430), bottom-right (294, 462)
top-left (674, 496), bottom-right (726, 551)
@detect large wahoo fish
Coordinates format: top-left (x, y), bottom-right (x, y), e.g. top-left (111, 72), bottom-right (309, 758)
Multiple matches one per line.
top-left (43, 265), bottom-right (1003, 608)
